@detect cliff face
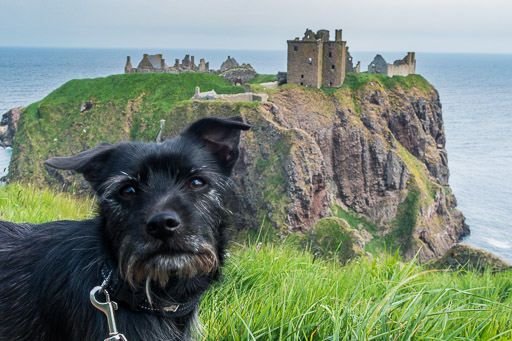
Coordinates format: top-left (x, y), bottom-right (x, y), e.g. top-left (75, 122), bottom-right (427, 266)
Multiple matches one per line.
top-left (0, 107), bottom-right (22, 147)
top-left (5, 73), bottom-right (468, 262)
top-left (260, 81), bottom-right (467, 261)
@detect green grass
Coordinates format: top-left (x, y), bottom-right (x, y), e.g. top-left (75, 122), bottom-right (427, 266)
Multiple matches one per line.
top-left (332, 205), bottom-right (379, 234)
top-left (341, 73), bottom-right (433, 94)
top-left (0, 183), bottom-right (95, 222)
top-left (248, 74), bottom-right (278, 84)
top-left (2, 183), bottom-right (511, 340)
top-left (23, 72), bottom-right (245, 141)
top-left (201, 240), bottom-right (512, 340)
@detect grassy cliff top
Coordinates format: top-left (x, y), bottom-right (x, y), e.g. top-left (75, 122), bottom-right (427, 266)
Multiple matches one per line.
top-left (24, 72), bottom-right (245, 127)
top-left (341, 72), bottom-right (434, 93)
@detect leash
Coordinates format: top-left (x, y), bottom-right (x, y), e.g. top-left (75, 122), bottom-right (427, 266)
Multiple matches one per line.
top-left (90, 271), bottom-right (128, 341)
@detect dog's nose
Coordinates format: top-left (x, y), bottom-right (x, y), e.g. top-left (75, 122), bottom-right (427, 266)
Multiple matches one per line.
top-left (146, 211), bottom-right (181, 240)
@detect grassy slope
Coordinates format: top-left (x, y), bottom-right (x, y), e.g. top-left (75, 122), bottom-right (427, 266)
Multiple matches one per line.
top-left (9, 73), bottom-right (244, 188)
top-left (1, 184), bottom-right (511, 340)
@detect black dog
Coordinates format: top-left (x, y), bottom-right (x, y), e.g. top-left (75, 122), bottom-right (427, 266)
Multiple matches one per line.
top-left (0, 116), bottom-right (250, 340)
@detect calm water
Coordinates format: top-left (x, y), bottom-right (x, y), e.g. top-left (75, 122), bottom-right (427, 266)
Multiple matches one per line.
top-left (0, 47), bottom-right (511, 262)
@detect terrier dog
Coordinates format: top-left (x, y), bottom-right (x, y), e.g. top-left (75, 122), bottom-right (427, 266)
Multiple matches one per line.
top-left (0, 116), bottom-right (250, 341)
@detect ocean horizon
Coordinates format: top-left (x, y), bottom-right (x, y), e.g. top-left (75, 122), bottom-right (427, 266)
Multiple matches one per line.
top-left (0, 47), bottom-right (511, 262)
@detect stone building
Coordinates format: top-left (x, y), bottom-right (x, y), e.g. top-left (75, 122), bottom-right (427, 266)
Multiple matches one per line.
top-left (287, 28), bottom-right (359, 88)
top-left (125, 54), bottom-right (210, 74)
top-left (125, 54), bottom-right (168, 73)
top-left (220, 56), bottom-right (239, 72)
top-left (368, 52), bottom-right (416, 77)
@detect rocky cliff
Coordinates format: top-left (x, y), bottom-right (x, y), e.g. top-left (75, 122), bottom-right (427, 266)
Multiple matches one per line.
top-left (5, 73), bottom-right (468, 262)
top-left (0, 107), bottom-right (21, 147)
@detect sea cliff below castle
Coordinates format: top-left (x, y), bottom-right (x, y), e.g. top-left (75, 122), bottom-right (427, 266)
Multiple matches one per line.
top-left (1, 71), bottom-right (479, 264)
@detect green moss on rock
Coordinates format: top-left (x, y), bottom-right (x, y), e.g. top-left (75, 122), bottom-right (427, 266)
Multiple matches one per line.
top-left (304, 217), bottom-right (365, 264)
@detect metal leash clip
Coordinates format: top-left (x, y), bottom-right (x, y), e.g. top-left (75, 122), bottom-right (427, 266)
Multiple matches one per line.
top-left (90, 286), bottom-right (128, 341)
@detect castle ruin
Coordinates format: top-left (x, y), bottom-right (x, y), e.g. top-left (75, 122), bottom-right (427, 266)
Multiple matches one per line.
top-left (368, 53), bottom-right (416, 77)
top-left (287, 28), bottom-right (415, 88)
top-left (287, 29), bottom-right (359, 88)
top-left (125, 54), bottom-right (211, 74)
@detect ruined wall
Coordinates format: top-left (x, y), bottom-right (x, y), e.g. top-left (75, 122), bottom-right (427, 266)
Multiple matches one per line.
top-left (126, 54), bottom-right (212, 74)
top-left (345, 48), bottom-right (360, 73)
top-left (388, 52), bottom-right (416, 77)
top-left (322, 41), bottom-right (346, 87)
top-left (368, 53), bottom-right (416, 77)
top-left (287, 40), bottom-right (323, 88)
top-left (387, 64), bottom-right (413, 77)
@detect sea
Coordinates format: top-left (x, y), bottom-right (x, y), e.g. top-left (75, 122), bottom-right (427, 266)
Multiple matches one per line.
top-left (0, 47), bottom-right (511, 263)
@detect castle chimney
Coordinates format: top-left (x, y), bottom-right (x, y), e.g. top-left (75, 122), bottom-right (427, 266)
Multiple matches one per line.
top-left (125, 56), bottom-right (132, 73)
top-left (335, 29), bottom-right (342, 41)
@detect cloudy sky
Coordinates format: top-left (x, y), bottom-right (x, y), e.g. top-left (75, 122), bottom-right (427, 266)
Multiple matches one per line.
top-left (1, 0), bottom-right (511, 53)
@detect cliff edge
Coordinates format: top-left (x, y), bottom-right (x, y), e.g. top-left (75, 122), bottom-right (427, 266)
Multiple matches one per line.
top-left (5, 73), bottom-right (468, 262)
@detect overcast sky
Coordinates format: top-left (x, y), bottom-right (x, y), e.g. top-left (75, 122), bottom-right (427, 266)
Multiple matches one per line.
top-left (1, 0), bottom-right (511, 53)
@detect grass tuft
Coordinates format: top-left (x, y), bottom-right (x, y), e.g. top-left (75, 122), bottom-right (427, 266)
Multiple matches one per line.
top-left (0, 183), bottom-right (94, 222)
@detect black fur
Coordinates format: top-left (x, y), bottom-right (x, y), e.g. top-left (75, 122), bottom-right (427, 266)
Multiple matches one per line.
top-left (0, 116), bottom-right (250, 341)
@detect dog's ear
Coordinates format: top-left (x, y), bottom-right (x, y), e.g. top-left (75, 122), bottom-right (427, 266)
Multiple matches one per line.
top-left (182, 116), bottom-right (250, 173)
top-left (44, 142), bottom-right (115, 186)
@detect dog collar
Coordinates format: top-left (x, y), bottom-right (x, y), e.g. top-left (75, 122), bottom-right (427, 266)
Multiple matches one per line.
top-left (100, 261), bottom-right (201, 318)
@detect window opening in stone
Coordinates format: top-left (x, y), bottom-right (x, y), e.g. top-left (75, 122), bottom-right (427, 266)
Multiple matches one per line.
top-left (307, 58), bottom-right (312, 65)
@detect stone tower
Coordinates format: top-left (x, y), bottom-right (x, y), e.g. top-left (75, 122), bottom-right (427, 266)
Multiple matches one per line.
top-left (125, 56), bottom-right (133, 74)
top-left (287, 28), bottom-right (348, 88)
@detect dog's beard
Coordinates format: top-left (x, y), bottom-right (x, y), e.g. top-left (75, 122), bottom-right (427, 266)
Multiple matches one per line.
top-left (118, 235), bottom-right (219, 289)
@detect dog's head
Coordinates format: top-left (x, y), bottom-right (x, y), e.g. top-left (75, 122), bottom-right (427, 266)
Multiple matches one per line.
top-left (45, 116), bottom-right (250, 289)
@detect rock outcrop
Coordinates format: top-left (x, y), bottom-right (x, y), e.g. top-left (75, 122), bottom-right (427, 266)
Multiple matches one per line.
top-left (220, 66), bottom-right (257, 85)
top-left (0, 107), bottom-right (22, 147)
top-left (432, 243), bottom-right (511, 272)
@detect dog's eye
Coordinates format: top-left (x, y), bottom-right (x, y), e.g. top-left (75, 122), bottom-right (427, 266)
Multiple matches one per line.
top-left (120, 185), bottom-right (136, 198)
top-left (189, 178), bottom-right (205, 190)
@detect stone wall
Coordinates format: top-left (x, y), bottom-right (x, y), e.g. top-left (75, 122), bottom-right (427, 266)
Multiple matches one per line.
top-left (322, 41), bottom-right (346, 87)
top-left (388, 52), bottom-right (416, 77)
top-left (368, 53), bottom-right (416, 77)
